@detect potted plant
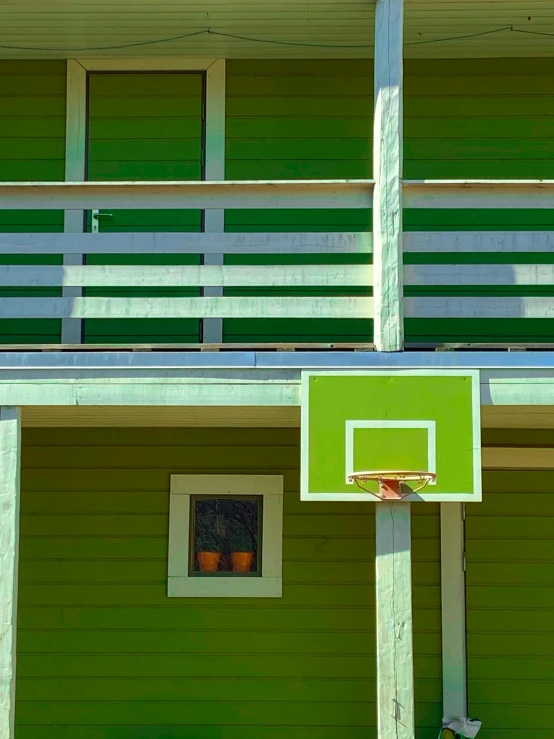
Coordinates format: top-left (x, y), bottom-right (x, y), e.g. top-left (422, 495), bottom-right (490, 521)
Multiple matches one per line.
top-left (196, 527), bottom-right (222, 572)
top-left (230, 526), bottom-right (255, 572)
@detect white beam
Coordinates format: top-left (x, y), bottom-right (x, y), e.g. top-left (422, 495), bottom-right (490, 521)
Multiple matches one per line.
top-left (0, 375), bottom-right (548, 407)
top-left (0, 180), bottom-right (374, 211)
top-left (203, 58), bottom-right (227, 344)
top-left (441, 503), bottom-right (467, 722)
top-left (0, 382), bottom-right (298, 407)
top-left (404, 180), bottom-right (554, 210)
top-left (405, 296), bottom-right (554, 319)
top-left (62, 59), bottom-right (87, 344)
top-left (0, 296), bottom-right (374, 319)
top-left (373, 0), bottom-right (404, 352)
top-left (376, 503), bottom-right (414, 739)
top-left (0, 408), bottom-right (21, 739)
top-left (0, 232), bottom-right (372, 255)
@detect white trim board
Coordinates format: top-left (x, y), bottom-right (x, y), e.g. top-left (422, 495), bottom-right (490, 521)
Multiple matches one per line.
top-left (62, 59), bottom-right (87, 344)
top-left (76, 58), bottom-right (220, 71)
top-left (203, 57), bottom-right (226, 344)
top-left (168, 475), bottom-right (283, 598)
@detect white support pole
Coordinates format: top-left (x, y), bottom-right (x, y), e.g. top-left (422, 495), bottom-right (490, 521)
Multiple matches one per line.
top-left (373, 0), bottom-right (404, 352)
top-left (63, 60), bottom-right (87, 344)
top-left (440, 503), bottom-right (468, 721)
top-left (0, 408), bottom-right (21, 739)
top-left (202, 59), bottom-right (226, 344)
top-left (376, 502), bottom-right (415, 739)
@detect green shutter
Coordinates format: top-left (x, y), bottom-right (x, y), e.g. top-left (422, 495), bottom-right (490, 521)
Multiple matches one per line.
top-left (85, 72), bottom-right (204, 343)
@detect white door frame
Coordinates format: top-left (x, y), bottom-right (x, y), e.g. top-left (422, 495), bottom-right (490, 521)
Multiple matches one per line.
top-left (63, 57), bottom-right (226, 343)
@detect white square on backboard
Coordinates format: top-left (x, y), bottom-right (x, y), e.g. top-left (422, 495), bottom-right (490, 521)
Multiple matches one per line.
top-left (345, 420), bottom-right (437, 484)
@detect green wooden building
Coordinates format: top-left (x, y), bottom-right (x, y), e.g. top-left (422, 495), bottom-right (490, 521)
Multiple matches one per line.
top-left (0, 2), bottom-right (554, 739)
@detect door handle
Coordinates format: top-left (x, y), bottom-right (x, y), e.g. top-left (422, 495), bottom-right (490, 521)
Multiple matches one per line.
top-left (91, 209), bottom-right (113, 234)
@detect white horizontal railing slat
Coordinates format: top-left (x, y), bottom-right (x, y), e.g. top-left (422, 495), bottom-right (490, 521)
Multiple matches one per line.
top-left (0, 264), bottom-right (373, 289)
top-left (405, 297), bottom-right (553, 320)
top-left (0, 297), bottom-right (374, 320)
top-left (403, 181), bottom-right (554, 210)
top-left (0, 233), bottom-right (372, 255)
top-left (404, 232), bottom-right (554, 253)
top-left (0, 180), bottom-right (374, 211)
top-left (405, 264), bottom-right (554, 287)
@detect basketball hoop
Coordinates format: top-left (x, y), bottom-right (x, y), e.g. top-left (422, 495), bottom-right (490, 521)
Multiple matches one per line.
top-left (347, 470), bottom-right (437, 501)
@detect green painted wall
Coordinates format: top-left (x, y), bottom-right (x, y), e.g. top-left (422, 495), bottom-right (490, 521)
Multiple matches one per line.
top-left (86, 72), bottom-right (204, 343)
top-left (0, 60), bottom-right (65, 343)
top-left (16, 427), bottom-right (441, 739)
top-left (225, 59), bottom-right (373, 344)
top-left (466, 429), bottom-right (554, 739)
top-left (404, 59), bottom-right (554, 344)
top-left (2, 58), bottom-right (553, 344)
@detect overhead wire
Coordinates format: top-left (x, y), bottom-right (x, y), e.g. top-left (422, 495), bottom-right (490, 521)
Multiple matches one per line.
top-left (0, 24), bottom-right (551, 53)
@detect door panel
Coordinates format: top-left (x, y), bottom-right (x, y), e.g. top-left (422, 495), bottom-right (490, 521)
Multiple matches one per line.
top-left (85, 72), bottom-right (204, 344)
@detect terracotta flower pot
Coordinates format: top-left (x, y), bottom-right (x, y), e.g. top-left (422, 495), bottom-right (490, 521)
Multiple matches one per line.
top-left (197, 551), bottom-right (221, 572)
top-left (232, 551), bottom-right (254, 572)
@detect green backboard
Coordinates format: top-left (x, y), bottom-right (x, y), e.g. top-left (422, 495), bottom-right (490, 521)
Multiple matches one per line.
top-left (301, 370), bottom-right (481, 502)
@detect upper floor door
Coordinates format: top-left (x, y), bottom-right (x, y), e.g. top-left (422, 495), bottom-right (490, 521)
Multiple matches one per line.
top-left (85, 71), bottom-right (205, 345)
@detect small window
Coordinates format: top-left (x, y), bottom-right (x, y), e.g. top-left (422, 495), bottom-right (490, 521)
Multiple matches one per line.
top-left (168, 475), bottom-right (283, 598)
top-left (190, 496), bottom-right (262, 576)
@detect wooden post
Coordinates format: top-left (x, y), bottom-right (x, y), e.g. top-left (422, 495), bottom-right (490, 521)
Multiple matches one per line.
top-left (373, 0), bottom-right (404, 351)
top-left (441, 503), bottom-right (468, 720)
top-left (376, 503), bottom-right (414, 739)
top-left (0, 408), bottom-right (21, 739)
top-left (202, 59), bottom-right (226, 344)
top-left (62, 60), bottom-right (87, 344)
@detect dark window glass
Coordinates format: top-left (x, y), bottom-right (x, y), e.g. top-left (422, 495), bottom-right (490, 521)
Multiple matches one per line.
top-left (190, 497), bottom-right (262, 576)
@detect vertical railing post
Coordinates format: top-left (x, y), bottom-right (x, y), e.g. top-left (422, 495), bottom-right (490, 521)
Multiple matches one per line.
top-left (62, 59), bottom-right (87, 344)
top-left (373, 4), bottom-right (412, 736)
top-left (373, 0), bottom-right (404, 351)
top-left (0, 408), bottom-right (21, 739)
top-left (202, 59), bottom-right (226, 344)
top-left (441, 503), bottom-right (468, 722)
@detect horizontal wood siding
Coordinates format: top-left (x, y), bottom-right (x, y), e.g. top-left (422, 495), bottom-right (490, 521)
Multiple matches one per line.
top-left (16, 428), bottom-right (440, 739)
top-left (85, 72), bottom-right (204, 343)
top-left (404, 59), bottom-right (554, 343)
top-left (224, 60), bottom-right (373, 344)
top-left (466, 428), bottom-right (554, 738)
top-left (0, 60), bottom-right (65, 343)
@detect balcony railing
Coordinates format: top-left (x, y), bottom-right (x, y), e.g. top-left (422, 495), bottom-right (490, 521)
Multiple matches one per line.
top-left (0, 179), bottom-right (553, 346)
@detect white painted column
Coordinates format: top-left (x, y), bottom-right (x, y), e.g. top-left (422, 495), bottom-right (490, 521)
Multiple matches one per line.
top-left (373, 0), bottom-right (404, 351)
top-left (441, 503), bottom-right (468, 721)
top-left (376, 503), bottom-right (414, 739)
top-left (62, 60), bottom-right (87, 344)
top-left (0, 408), bottom-right (22, 739)
top-left (202, 59), bottom-right (226, 344)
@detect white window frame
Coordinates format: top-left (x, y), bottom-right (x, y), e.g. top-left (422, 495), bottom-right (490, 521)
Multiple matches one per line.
top-left (168, 475), bottom-right (283, 598)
